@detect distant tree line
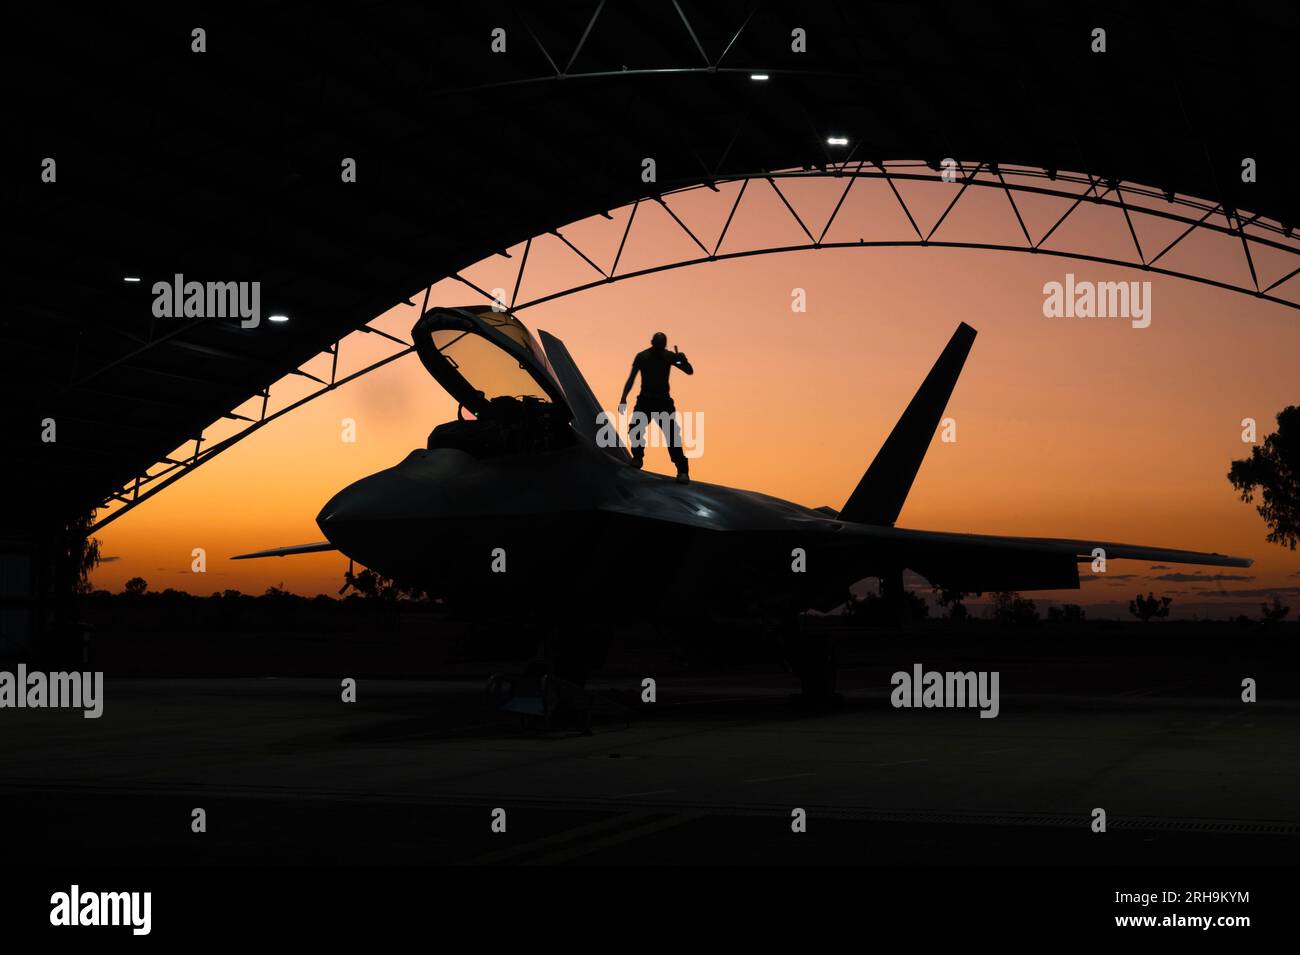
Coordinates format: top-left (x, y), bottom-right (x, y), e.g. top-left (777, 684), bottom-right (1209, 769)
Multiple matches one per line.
top-left (836, 581), bottom-right (1295, 629)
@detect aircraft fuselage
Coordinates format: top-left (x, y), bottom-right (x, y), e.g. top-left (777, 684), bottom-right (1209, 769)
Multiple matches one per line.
top-left (317, 441), bottom-right (867, 617)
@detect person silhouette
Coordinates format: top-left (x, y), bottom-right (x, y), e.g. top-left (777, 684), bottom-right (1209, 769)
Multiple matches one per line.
top-left (619, 332), bottom-right (694, 483)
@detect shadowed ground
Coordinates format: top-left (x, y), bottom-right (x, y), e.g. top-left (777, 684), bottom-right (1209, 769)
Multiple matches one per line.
top-left (2, 628), bottom-right (1298, 865)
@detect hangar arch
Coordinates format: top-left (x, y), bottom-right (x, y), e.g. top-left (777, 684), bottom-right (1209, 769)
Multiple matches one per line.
top-left (89, 159), bottom-right (1300, 531)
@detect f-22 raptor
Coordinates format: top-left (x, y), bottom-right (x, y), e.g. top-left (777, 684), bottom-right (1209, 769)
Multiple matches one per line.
top-left (236, 306), bottom-right (1250, 696)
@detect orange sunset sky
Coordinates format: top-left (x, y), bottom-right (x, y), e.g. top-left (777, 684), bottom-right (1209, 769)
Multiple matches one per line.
top-left (91, 170), bottom-right (1300, 618)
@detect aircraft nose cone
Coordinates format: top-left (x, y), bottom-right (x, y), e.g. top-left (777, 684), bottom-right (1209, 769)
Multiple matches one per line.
top-left (314, 460), bottom-right (437, 581)
top-left (315, 451), bottom-right (463, 565)
top-left (317, 487), bottom-right (362, 527)
top-left (317, 476), bottom-right (382, 531)
top-left (316, 463), bottom-right (422, 544)
top-left (315, 473), bottom-right (398, 568)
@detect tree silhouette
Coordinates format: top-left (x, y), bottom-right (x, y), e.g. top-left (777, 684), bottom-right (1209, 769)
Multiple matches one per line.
top-left (933, 586), bottom-right (980, 621)
top-left (989, 591), bottom-right (1039, 626)
top-left (1048, 603), bottom-right (1087, 624)
top-left (340, 564), bottom-right (425, 601)
top-left (123, 576), bottom-right (148, 596)
top-left (1260, 595), bottom-right (1291, 626)
top-left (1228, 406), bottom-right (1300, 550)
top-left (1129, 591), bottom-right (1171, 622)
top-left (52, 508), bottom-right (101, 596)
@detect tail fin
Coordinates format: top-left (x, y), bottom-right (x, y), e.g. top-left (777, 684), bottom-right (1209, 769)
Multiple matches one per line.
top-left (839, 322), bottom-right (977, 525)
top-left (538, 329), bottom-right (631, 463)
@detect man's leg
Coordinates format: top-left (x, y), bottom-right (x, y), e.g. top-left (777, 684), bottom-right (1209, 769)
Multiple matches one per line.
top-left (628, 405), bottom-right (648, 467)
top-left (657, 408), bottom-right (689, 480)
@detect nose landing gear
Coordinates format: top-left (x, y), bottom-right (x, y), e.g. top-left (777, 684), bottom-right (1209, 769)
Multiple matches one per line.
top-left (486, 626), bottom-right (604, 733)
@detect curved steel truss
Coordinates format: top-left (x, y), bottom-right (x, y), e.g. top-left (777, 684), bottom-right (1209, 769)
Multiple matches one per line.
top-left (90, 160), bottom-right (1300, 532)
top-left (491, 161), bottom-right (1300, 312)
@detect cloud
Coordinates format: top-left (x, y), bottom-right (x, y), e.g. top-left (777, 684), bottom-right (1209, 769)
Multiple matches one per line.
top-left (98, 556), bottom-right (121, 563)
top-left (1149, 565), bottom-right (1170, 570)
top-left (1152, 572), bottom-right (1254, 582)
top-left (1203, 586), bottom-right (1300, 598)
top-left (1039, 597), bottom-right (1286, 620)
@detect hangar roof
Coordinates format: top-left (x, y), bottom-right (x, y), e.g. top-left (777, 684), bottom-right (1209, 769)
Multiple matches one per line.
top-left (4, 3), bottom-right (1299, 523)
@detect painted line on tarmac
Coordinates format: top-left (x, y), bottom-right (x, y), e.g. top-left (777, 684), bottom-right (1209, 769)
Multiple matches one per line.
top-left (523, 811), bottom-right (707, 865)
top-left (742, 772), bottom-right (815, 784)
top-left (460, 810), bottom-right (660, 866)
top-left (612, 787), bottom-right (679, 798)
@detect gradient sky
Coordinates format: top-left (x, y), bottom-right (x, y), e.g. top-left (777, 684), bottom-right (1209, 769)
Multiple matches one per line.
top-left (91, 170), bottom-right (1300, 618)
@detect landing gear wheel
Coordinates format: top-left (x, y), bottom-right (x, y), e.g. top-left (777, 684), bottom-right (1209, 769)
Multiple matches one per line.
top-left (775, 615), bottom-right (841, 709)
top-left (794, 634), bottom-right (840, 710)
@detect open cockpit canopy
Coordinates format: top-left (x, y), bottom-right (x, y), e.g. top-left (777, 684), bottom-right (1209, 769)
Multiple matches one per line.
top-left (412, 306), bottom-right (570, 420)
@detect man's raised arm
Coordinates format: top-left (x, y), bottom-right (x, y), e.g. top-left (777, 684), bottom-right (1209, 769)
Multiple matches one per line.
top-left (673, 347), bottom-right (694, 375)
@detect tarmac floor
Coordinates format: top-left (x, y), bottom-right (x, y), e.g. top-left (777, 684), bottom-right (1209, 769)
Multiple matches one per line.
top-left (2, 661), bottom-right (1297, 866)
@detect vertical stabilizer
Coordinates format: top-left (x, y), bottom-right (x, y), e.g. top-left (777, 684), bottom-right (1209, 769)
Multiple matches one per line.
top-left (839, 323), bottom-right (977, 525)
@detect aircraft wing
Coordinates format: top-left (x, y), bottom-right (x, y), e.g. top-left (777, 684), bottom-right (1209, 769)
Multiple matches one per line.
top-left (231, 541), bottom-right (338, 560)
top-left (842, 522), bottom-right (1251, 591)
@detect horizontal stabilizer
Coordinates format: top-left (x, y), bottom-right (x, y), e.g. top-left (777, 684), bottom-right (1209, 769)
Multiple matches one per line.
top-left (841, 323), bottom-right (977, 526)
top-left (232, 541), bottom-right (337, 560)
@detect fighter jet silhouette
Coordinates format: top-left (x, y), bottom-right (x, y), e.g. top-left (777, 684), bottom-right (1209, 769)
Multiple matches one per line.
top-left (235, 306), bottom-right (1249, 694)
